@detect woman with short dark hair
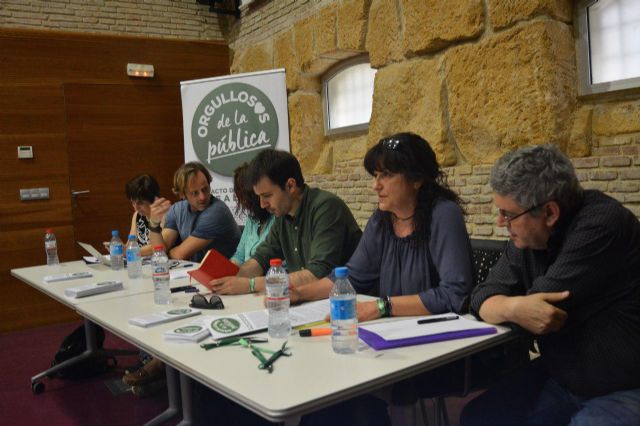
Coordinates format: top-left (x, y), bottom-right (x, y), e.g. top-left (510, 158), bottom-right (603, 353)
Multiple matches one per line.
top-left (124, 174), bottom-right (160, 257)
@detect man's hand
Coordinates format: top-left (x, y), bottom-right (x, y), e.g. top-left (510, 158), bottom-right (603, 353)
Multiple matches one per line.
top-left (508, 291), bottom-right (570, 335)
top-left (149, 197), bottom-right (171, 224)
top-left (289, 284), bottom-right (302, 305)
top-left (209, 276), bottom-right (250, 295)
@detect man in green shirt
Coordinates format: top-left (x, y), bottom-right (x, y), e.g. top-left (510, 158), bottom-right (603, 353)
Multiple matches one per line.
top-left (209, 149), bottom-right (362, 294)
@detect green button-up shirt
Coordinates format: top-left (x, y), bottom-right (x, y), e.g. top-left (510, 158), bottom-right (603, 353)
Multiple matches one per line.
top-left (252, 185), bottom-right (362, 278)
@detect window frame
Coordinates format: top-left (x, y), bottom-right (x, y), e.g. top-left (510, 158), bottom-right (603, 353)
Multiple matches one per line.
top-left (576, 0), bottom-right (640, 95)
top-left (322, 56), bottom-right (376, 136)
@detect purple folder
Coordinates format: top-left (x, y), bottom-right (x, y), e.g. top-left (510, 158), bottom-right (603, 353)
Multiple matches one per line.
top-left (358, 325), bottom-right (497, 350)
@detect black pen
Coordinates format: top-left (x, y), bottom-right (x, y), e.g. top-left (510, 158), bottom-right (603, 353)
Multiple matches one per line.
top-left (170, 285), bottom-right (197, 293)
top-left (417, 315), bottom-right (459, 325)
top-left (170, 263), bottom-right (194, 269)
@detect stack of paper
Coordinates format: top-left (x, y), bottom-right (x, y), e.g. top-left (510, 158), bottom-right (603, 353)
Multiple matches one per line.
top-left (164, 317), bottom-right (211, 343)
top-left (129, 308), bottom-right (201, 328)
top-left (64, 280), bottom-right (123, 298)
top-left (203, 300), bottom-right (329, 340)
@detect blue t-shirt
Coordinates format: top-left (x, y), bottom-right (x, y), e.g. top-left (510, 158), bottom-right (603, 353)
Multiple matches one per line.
top-left (164, 196), bottom-right (240, 262)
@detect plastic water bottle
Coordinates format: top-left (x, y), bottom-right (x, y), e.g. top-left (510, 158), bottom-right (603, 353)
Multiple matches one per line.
top-left (151, 245), bottom-right (171, 305)
top-left (109, 230), bottom-right (124, 271)
top-left (330, 266), bottom-right (358, 354)
top-left (44, 229), bottom-right (59, 266)
top-left (126, 235), bottom-right (142, 279)
top-left (265, 258), bottom-right (290, 338)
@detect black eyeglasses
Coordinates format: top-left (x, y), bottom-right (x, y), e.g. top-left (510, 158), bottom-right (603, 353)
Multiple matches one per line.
top-left (498, 203), bottom-right (545, 224)
top-left (189, 294), bottom-right (224, 310)
top-left (382, 138), bottom-right (401, 150)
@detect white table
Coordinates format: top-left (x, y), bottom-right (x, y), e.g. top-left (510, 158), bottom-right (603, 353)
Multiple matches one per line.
top-left (10, 261), bottom-right (196, 397)
top-left (76, 292), bottom-right (513, 424)
top-left (11, 261), bottom-right (153, 307)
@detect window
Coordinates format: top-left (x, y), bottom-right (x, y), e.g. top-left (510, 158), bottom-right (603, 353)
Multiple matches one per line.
top-left (576, 0), bottom-right (640, 95)
top-left (322, 58), bottom-right (377, 135)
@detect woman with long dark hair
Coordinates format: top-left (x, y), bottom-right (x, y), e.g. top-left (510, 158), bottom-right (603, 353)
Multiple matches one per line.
top-left (294, 132), bottom-right (473, 320)
top-left (229, 163), bottom-right (274, 266)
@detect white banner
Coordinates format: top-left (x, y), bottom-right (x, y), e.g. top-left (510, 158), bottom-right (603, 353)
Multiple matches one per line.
top-left (180, 69), bottom-right (290, 223)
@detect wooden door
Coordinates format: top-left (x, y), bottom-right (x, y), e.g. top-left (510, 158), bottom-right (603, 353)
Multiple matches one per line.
top-left (65, 84), bottom-right (185, 254)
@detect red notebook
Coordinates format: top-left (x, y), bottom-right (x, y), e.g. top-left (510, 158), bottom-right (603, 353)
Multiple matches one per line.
top-left (187, 249), bottom-right (239, 290)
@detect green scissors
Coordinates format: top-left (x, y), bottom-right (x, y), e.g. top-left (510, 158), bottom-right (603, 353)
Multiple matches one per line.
top-left (258, 340), bottom-right (292, 373)
top-left (200, 336), bottom-right (268, 351)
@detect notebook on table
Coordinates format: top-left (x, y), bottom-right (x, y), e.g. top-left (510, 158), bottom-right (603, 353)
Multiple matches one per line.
top-left (188, 249), bottom-right (239, 289)
top-left (358, 314), bottom-right (497, 350)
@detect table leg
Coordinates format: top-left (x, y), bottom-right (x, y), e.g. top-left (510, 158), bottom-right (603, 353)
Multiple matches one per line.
top-left (284, 416), bottom-right (301, 426)
top-left (143, 365), bottom-right (181, 426)
top-left (176, 372), bottom-right (193, 426)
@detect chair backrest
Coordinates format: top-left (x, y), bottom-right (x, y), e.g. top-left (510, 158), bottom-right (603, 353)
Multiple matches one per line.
top-left (470, 239), bottom-right (507, 287)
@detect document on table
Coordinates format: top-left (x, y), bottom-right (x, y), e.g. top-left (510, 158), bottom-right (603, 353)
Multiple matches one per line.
top-left (129, 307), bottom-right (202, 328)
top-left (64, 280), bottom-right (124, 298)
top-left (358, 314), bottom-right (497, 350)
top-left (204, 299), bottom-right (329, 340)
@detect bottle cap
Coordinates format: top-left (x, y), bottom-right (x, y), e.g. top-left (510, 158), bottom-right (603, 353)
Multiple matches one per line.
top-left (112, 230), bottom-right (119, 236)
top-left (269, 258), bottom-right (282, 266)
top-left (153, 245), bottom-right (165, 251)
top-left (128, 235), bottom-right (136, 240)
top-left (334, 266), bottom-right (348, 278)
top-left (45, 228), bottom-right (53, 234)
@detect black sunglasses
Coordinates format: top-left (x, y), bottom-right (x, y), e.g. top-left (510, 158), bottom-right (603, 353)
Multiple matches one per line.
top-left (189, 294), bottom-right (224, 310)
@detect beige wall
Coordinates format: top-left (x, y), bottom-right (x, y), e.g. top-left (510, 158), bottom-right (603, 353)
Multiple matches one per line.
top-left (228, 0), bottom-right (640, 236)
top-left (2, 0), bottom-right (639, 237)
top-left (0, 0), bottom-right (225, 39)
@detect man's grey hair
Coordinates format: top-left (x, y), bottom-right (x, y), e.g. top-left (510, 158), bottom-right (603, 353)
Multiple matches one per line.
top-left (490, 144), bottom-right (583, 214)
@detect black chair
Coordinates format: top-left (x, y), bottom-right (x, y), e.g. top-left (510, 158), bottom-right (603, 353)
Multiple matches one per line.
top-left (470, 238), bottom-right (507, 287)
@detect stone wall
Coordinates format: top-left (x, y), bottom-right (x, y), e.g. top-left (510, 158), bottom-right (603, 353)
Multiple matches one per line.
top-left (0, 0), bottom-right (224, 39)
top-left (229, 0), bottom-right (640, 235)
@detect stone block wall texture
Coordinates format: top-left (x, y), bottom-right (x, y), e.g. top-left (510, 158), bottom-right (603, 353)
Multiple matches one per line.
top-left (0, 0), bottom-right (224, 39)
top-left (4, 0), bottom-right (638, 235)
top-left (229, 0), bottom-right (640, 235)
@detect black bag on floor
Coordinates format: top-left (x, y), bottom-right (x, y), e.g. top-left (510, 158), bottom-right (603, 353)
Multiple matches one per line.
top-left (50, 324), bottom-right (117, 380)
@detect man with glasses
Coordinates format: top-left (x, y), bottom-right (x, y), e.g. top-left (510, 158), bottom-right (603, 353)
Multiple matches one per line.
top-left (461, 145), bottom-right (640, 425)
top-left (148, 161), bottom-right (240, 263)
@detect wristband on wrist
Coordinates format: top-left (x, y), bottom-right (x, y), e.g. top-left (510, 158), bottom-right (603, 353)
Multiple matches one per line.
top-left (249, 277), bottom-right (256, 293)
top-left (383, 296), bottom-right (393, 317)
top-left (376, 298), bottom-right (386, 317)
top-left (148, 219), bottom-right (161, 233)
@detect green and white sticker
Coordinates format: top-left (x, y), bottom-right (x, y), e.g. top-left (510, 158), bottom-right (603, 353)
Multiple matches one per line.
top-left (191, 82), bottom-right (278, 177)
top-left (210, 317), bottom-right (241, 334)
top-left (174, 325), bottom-right (203, 334)
top-left (167, 308), bottom-right (192, 316)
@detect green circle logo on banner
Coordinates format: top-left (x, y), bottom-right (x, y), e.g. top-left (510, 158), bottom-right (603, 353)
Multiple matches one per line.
top-left (191, 82), bottom-right (279, 177)
top-left (210, 318), bottom-right (241, 334)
